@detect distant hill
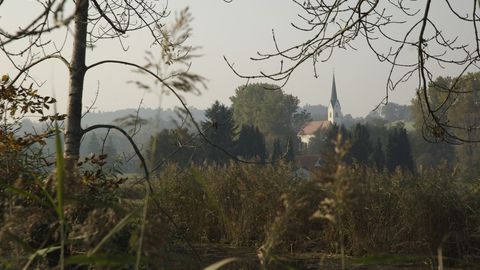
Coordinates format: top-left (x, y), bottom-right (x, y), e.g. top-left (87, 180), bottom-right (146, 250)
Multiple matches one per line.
top-left (19, 107), bottom-right (206, 169)
top-left (20, 106), bottom-right (206, 134)
top-left (81, 107), bottom-right (206, 129)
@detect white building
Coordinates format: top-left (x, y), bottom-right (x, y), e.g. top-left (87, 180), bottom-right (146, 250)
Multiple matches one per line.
top-left (327, 74), bottom-right (342, 125)
top-left (297, 120), bottom-right (331, 146)
top-left (297, 74), bottom-right (342, 148)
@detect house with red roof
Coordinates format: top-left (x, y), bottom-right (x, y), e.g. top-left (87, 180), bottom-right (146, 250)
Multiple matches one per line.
top-left (297, 73), bottom-right (342, 148)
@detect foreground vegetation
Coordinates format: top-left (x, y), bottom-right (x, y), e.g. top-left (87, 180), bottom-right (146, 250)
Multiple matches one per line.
top-left (2, 149), bottom-right (480, 268)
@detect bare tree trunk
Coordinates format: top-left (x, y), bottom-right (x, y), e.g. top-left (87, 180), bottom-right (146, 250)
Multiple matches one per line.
top-left (65, 0), bottom-right (88, 161)
top-left (64, 0), bottom-right (88, 182)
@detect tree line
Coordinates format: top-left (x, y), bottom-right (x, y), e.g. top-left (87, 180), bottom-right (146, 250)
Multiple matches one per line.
top-left (138, 73), bottom-right (480, 179)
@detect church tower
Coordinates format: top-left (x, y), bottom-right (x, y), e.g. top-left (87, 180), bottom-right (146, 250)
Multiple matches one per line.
top-left (327, 73), bottom-right (342, 125)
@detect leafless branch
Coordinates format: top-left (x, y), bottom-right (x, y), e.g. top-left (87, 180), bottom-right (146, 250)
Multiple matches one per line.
top-left (224, 0), bottom-right (480, 143)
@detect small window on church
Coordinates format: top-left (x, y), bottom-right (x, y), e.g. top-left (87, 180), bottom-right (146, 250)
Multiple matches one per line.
top-left (330, 112), bottom-right (332, 118)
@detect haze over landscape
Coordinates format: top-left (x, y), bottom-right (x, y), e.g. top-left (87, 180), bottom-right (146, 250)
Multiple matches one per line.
top-left (1, 1), bottom-right (473, 117)
top-left (2, 1), bottom-right (480, 269)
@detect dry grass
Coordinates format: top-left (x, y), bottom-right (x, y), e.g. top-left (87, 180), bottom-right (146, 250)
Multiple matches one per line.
top-left (1, 156), bottom-right (480, 268)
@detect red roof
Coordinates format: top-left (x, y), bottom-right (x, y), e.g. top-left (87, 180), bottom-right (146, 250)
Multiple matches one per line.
top-left (298, 121), bottom-right (331, 135)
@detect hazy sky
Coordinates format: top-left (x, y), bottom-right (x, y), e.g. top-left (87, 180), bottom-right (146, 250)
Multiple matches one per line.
top-left (1, 1), bottom-right (475, 117)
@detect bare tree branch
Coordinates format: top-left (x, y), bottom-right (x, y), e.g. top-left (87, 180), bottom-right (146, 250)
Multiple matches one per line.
top-left (224, 0), bottom-right (480, 143)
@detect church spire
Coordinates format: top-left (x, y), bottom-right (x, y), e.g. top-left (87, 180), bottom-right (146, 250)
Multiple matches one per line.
top-left (328, 71), bottom-right (342, 125)
top-left (330, 72), bottom-right (339, 108)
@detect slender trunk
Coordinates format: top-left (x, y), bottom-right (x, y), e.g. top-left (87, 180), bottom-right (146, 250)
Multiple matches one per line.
top-left (63, 0), bottom-right (88, 188)
top-left (65, 0), bottom-right (88, 160)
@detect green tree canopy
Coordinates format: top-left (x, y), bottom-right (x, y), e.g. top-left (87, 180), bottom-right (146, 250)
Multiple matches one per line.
top-left (411, 72), bottom-right (480, 177)
top-left (230, 83), bottom-right (299, 146)
top-left (412, 72), bottom-right (480, 143)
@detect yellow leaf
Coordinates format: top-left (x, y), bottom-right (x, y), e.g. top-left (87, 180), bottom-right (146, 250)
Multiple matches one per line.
top-left (1, 74), bottom-right (9, 82)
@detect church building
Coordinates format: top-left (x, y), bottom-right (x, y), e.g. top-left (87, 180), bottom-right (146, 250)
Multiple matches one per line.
top-left (327, 74), bottom-right (342, 125)
top-left (297, 74), bottom-right (343, 147)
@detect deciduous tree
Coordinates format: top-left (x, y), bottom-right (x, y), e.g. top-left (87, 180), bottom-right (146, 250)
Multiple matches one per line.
top-left (231, 83), bottom-right (299, 146)
top-left (412, 72), bottom-right (480, 175)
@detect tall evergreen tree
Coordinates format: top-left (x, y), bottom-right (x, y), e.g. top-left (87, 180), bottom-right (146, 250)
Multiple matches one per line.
top-left (236, 125), bottom-right (267, 162)
top-left (254, 127), bottom-right (268, 162)
top-left (271, 138), bottom-right (283, 162)
top-left (350, 124), bottom-right (373, 165)
top-left (372, 138), bottom-right (385, 171)
top-left (386, 129), bottom-right (398, 173)
top-left (284, 137), bottom-right (295, 163)
top-left (398, 128), bottom-right (415, 173)
top-left (386, 127), bottom-right (415, 173)
top-left (201, 101), bottom-right (236, 165)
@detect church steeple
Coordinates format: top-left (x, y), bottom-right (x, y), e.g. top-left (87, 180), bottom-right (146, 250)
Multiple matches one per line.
top-left (328, 72), bottom-right (342, 124)
top-left (330, 73), bottom-right (339, 108)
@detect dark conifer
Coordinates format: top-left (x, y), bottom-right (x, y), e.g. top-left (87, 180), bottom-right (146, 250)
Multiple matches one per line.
top-left (350, 124), bottom-right (373, 165)
top-left (372, 138), bottom-right (385, 171)
top-left (386, 129), bottom-right (398, 173)
top-left (386, 127), bottom-right (415, 173)
top-left (271, 138), bottom-right (282, 162)
top-left (201, 101), bottom-right (236, 165)
top-left (284, 137), bottom-right (295, 163)
top-left (236, 125), bottom-right (267, 162)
